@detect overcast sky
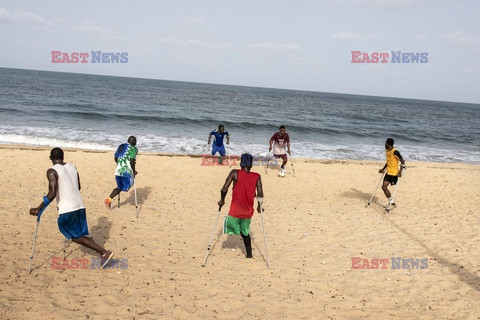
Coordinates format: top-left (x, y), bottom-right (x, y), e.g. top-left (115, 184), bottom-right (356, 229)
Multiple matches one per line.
top-left (1, 0), bottom-right (479, 103)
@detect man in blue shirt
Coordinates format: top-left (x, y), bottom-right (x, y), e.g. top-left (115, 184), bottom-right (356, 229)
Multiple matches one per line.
top-left (208, 125), bottom-right (230, 164)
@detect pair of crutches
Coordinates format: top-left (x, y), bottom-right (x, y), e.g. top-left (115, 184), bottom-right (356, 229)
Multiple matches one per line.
top-left (29, 214), bottom-right (72, 274)
top-left (367, 168), bottom-right (406, 211)
top-left (29, 179), bottom-right (139, 274)
top-left (29, 197), bottom-right (72, 274)
top-left (28, 204), bottom-right (49, 274)
top-left (202, 201), bottom-right (270, 268)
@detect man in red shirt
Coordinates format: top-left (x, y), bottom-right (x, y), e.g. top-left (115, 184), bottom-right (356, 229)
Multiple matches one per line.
top-left (269, 125), bottom-right (291, 170)
top-left (218, 153), bottom-right (264, 258)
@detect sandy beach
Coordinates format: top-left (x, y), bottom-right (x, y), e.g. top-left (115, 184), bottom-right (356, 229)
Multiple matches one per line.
top-left (0, 145), bottom-right (479, 320)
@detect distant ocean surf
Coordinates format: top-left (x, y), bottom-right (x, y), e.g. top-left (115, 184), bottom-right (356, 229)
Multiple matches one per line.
top-left (0, 67), bottom-right (479, 164)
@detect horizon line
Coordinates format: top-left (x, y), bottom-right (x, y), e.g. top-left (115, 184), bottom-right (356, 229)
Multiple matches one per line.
top-left (1, 66), bottom-right (479, 106)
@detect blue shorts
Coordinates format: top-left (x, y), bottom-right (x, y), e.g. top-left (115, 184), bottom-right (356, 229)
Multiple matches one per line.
top-left (58, 209), bottom-right (89, 240)
top-left (116, 175), bottom-right (133, 192)
top-left (212, 144), bottom-right (226, 156)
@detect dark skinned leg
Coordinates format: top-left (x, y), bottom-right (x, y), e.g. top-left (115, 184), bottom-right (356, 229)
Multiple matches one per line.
top-left (72, 237), bottom-right (108, 256)
top-left (381, 181), bottom-right (391, 198)
top-left (241, 233), bottom-right (253, 258)
top-left (220, 150), bottom-right (226, 164)
top-left (109, 188), bottom-right (121, 199)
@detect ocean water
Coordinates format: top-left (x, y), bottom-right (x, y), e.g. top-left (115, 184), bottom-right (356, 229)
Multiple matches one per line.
top-left (0, 67), bottom-right (479, 164)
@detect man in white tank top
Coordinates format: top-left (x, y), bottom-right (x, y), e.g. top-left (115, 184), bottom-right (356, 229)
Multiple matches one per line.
top-left (30, 148), bottom-right (114, 268)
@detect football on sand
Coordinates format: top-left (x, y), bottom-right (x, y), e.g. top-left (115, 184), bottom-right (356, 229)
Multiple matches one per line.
top-left (278, 169), bottom-right (286, 177)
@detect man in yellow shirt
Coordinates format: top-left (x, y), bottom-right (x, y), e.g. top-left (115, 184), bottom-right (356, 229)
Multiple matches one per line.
top-left (379, 138), bottom-right (405, 207)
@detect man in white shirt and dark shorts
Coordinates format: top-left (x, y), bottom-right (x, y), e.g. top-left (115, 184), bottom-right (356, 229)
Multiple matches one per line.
top-left (30, 148), bottom-right (114, 268)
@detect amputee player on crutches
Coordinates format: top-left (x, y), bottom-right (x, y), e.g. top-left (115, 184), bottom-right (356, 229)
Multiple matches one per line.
top-left (379, 138), bottom-right (406, 209)
top-left (218, 153), bottom-right (264, 259)
top-left (105, 136), bottom-right (138, 208)
top-left (30, 148), bottom-right (114, 269)
top-left (269, 125), bottom-right (291, 172)
top-left (208, 125), bottom-right (230, 165)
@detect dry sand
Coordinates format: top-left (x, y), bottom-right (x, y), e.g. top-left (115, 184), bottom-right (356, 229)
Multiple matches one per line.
top-left (0, 145), bottom-right (479, 319)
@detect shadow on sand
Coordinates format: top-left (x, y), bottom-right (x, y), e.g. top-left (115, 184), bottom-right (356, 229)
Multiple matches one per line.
top-left (29, 216), bottom-right (114, 273)
top-left (119, 186), bottom-right (152, 206)
top-left (342, 188), bottom-right (480, 292)
top-left (201, 218), bottom-right (268, 267)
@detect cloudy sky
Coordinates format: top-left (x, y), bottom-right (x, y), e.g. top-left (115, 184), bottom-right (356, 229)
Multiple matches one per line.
top-left (0, 0), bottom-right (479, 103)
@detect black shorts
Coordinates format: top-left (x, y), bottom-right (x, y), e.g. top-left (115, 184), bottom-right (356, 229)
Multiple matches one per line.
top-left (384, 174), bottom-right (398, 186)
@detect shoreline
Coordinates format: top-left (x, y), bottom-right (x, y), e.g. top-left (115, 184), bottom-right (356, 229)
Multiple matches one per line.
top-left (1, 143), bottom-right (478, 168)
